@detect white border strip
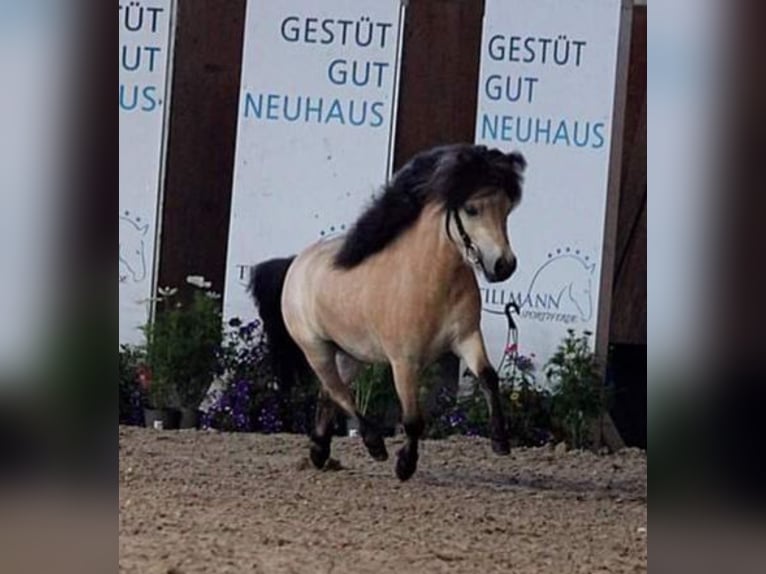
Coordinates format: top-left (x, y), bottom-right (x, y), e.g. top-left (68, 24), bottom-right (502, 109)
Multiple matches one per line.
top-left (149, 0), bottom-right (179, 323)
top-left (385, 0), bottom-right (408, 179)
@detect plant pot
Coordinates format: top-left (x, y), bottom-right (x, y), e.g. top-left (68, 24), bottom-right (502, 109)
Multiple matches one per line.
top-left (346, 416), bottom-right (360, 437)
top-left (178, 407), bottom-right (200, 429)
top-left (143, 407), bottom-right (181, 430)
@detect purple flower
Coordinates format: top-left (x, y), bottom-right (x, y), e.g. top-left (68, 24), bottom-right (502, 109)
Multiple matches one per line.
top-left (448, 411), bottom-right (467, 428)
top-left (514, 354), bottom-right (535, 373)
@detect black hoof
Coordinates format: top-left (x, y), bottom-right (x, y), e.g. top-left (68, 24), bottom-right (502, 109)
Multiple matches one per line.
top-left (490, 417), bottom-right (510, 455)
top-left (360, 420), bottom-right (388, 461)
top-left (491, 437), bottom-right (511, 456)
top-left (309, 435), bottom-right (331, 469)
top-left (395, 448), bottom-right (418, 481)
top-left (310, 443), bottom-right (330, 468)
top-left (365, 435), bottom-right (389, 462)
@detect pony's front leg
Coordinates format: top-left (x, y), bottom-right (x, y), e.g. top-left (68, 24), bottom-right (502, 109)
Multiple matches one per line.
top-left (391, 361), bottom-right (424, 481)
top-left (454, 332), bottom-right (511, 455)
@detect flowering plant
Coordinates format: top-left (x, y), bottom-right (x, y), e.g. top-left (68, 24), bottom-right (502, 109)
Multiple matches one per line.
top-left (500, 345), bottom-right (554, 446)
top-left (545, 329), bottom-right (603, 449)
top-left (140, 276), bottom-right (223, 410)
top-left (423, 360), bottom-right (488, 439)
top-left (203, 317), bottom-right (272, 432)
top-left (425, 346), bottom-right (554, 446)
top-left (119, 344), bottom-right (145, 425)
top-left (218, 317), bottom-right (269, 386)
top-left (201, 317), bottom-right (318, 434)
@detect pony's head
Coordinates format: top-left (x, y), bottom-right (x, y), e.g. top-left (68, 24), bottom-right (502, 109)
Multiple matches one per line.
top-left (432, 146), bottom-right (526, 282)
top-left (334, 144), bottom-right (526, 278)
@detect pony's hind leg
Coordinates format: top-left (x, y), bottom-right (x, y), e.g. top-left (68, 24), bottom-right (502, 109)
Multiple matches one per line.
top-left (454, 332), bottom-right (511, 455)
top-left (309, 353), bottom-right (361, 469)
top-left (303, 345), bottom-right (388, 462)
top-left (391, 360), bottom-right (424, 481)
top-left (309, 390), bottom-right (337, 469)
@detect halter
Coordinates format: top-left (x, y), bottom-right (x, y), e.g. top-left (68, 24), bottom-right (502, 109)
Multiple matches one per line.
top-left (445, 208), bottom-right (485, 271)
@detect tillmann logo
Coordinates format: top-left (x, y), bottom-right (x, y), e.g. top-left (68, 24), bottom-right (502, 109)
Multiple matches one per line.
top-left (481, 247), bottom-right (596, 324)
top-left (119, 211), bottom-right (149, 283)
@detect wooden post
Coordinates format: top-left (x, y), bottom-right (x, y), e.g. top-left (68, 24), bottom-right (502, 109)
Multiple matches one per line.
top-left (593, 0), bottom-right (637, 451)
top-left (156, 0), bottom-right (247, 298)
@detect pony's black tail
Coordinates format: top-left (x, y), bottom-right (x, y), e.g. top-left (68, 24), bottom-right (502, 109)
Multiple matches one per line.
top-left (248, 257), bottom-right (310, 393)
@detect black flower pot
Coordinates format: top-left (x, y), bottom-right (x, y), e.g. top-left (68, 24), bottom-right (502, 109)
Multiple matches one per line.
top-left (178, 407), bottom-right (200, 429)
top-left (143, 407), bottom-right (181, 430)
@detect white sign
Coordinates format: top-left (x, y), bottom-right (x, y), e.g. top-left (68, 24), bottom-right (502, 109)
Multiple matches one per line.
top-left (119, 0), bottom-right (175, 344)
top-left (224, 0), bottom-right (405, 321)
top-left (475, 0), bottom-right (626, 372)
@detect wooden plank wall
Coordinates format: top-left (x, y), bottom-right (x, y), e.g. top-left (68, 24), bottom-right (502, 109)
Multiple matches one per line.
top-left (609, 6), bottom-right (647, 345)
top-left (393, 0), bottom-right (485, 167)
top-left (157, 0), bottom-right (246, 295)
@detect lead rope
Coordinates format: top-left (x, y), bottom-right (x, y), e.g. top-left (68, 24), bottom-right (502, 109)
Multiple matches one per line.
top-left (495, 301), bottom-right (520, 382)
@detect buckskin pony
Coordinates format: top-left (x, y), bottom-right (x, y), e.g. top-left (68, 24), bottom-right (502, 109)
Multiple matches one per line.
top-left (250, 144), bottom-right (526, 480)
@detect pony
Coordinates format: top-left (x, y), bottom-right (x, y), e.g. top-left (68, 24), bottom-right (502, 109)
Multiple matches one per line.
top-left (250, 144), bottom-right (526, 480)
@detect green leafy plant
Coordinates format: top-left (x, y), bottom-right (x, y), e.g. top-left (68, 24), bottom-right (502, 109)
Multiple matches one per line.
top-left (352, 364), bottom-right (399, 422)
top-left (545, 329), bottom-right (603, 449)
top-left (141, 277), bottom-right (223, 410)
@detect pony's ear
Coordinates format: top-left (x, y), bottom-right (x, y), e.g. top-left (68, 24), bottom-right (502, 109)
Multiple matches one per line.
top-left (504, 151), bottom-right (526, 174)
top-left (477, 147), bottom-right (526, 177)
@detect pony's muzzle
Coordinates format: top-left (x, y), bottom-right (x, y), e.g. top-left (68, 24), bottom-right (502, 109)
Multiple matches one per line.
top-left (490, 256), bottom-right (517, 282)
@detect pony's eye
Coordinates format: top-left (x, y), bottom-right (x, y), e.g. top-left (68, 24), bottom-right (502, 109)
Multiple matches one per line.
top-left (464, 205), bottom-right (479, 217)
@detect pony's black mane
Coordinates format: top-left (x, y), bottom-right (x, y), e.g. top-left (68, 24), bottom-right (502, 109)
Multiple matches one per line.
top-left (334, 143), bottom-right (526, 269)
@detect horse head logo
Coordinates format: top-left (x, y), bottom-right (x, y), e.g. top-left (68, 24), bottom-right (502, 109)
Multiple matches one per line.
top-left (526, 248), bottom-right (596, 321)
top-left (119, 212), bottom-right (149, 282)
